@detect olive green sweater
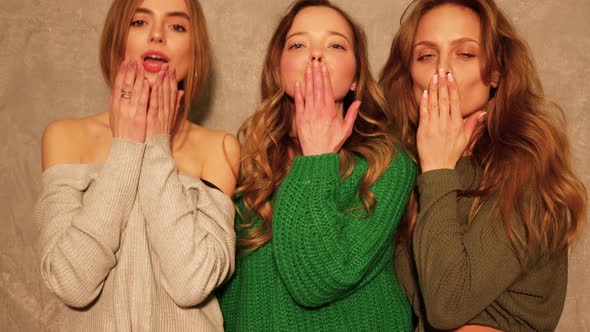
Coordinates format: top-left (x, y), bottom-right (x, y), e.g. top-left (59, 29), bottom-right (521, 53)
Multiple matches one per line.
top-left (395, 157), bottom-right (567, 332)
top-left (219, 151), bottom-right (416, 331)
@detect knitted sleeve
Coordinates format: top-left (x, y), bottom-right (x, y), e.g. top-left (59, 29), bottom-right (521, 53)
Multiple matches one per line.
top-left (34, 139), bottom-right (145, 308)
top-left (138, 135), bottom-right (236, 307)
top-left (272, 151), bottom-right (415, 308)
top-left (412, 169), bottom-right (526, 330)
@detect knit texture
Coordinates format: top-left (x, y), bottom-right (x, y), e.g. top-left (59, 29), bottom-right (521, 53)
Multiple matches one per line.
top-left (394, 156), bottom-right (568, 332)
top-left (34, 135), bottom-right (235, 331)
top-left (219, 151), bottom-right (416, 331)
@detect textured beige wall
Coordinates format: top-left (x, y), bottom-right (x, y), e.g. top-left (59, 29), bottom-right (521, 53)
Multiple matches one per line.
top-left (1, 0), bottom-right (588, 330)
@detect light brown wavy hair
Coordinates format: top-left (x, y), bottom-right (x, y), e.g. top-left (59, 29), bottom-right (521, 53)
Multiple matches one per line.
top-left (99, 0), bottom-right (210, 117)
top-left (237, 0), bottom-right (398, 252)
top-left (380, 0), bottom-right (587, 259)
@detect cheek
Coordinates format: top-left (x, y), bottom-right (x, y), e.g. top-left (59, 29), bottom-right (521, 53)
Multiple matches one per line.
top-left (327, 58), bottom-right (355, 98)
top-left (456, 74), bottom-right (491, 117)
top-left (410, 66), bottom-right (432, 105)
top-left (280, 54), bottom-right (306, 97)
top-left (172, 40), bottom-right (193, 82)
top-left (124, 33), bottom-right (140, 59)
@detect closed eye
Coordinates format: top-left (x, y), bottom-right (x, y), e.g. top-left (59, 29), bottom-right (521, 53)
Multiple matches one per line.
top-left (458, 53), bottom-right (476, 58)
top-left (417, 54), bottom-right (435, 61)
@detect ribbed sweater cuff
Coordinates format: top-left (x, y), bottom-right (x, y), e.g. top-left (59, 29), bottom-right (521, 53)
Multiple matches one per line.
top-left (417, 169), bottom-right (462, 205)
top-left (99, 138), bottom-right (145, 189)
top-left (145, 134), bottom-right (173, 156)
top-left (287, 153), bottom-right (340, 184)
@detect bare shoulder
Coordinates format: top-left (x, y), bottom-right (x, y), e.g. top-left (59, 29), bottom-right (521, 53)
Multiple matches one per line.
top-left (182, 123), bottom-right (241, 196)
top-left (41, 113), bottom-right (110, 170)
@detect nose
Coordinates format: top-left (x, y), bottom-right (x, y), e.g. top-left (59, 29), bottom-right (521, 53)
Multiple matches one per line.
top-left (309, 46), bottom-right (324, 63)
top-left (436, 54), bottom-right (451, 76)
top-left (149, 24), bottom-right (165, 44)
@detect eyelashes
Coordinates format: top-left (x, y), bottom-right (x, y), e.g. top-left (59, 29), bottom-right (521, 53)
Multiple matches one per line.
top-left (129, 19), bottom-right (187, 32)
top-left (286, 43), bottom-right (348, 51)
top-left (416, 53), bottom-right (477, 62)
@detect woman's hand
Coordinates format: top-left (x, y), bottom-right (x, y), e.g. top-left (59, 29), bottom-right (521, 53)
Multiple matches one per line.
top-left (294, 61), bottom-right (360, 156)
top-left (416, 69), bottom-right (485, 172)
top-left (146, 63), bottom-right (185, 137)
top-left (109, 58), bottom-right (150, 143)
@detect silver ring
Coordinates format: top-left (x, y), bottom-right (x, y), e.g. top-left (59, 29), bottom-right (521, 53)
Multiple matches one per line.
top-left (121, 89), bottom-right (132, 99)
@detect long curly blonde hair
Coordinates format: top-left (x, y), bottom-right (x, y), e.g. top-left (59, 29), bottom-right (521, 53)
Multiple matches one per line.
top-left (237, 0), bottom-right (398, 253)
top-left (380, 0), bottom-right (586, 259)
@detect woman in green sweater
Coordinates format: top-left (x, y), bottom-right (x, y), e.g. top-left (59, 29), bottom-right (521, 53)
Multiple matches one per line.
top-left (379, 0), bottom-right (587, 331)
top-left (218, 0), bottom-right (415, 330)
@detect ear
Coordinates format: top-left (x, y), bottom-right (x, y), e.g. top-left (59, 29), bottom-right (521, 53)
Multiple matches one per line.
top-left (350, 81), bottom-right (357, 91)
top-left (490, 70), bottom-right (500, 88)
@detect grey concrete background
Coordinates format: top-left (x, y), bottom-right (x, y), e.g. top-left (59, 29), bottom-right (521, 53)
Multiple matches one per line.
top-left (0, 0), bottom-right (588, 330)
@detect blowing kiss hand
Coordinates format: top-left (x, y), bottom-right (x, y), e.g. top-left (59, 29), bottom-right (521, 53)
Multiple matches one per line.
top-left (293, 61), bottom-right (360, 156)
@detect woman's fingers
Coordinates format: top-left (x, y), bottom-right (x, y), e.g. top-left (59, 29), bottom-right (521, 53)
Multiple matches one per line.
top-left (464, 111), bottom-right (486, 142)
top-left (428, 73), bottom-right (439, 123)
top-left (121, 59), bottom-right (137, 106)
top-left (437, 68), bottom-right (450, 130)
top-left (170, 67), bottom-right (178, 110)
top-left (342, 100), bottom-right (360, 138)
top-left (138, 79), bottom-right (149, 116)
top-left (294, 80), bottom-right (305, 115)
top-left (148, 79), bottom-right (159, 120)
top-left (419, 89), bottom-right (429, 129)
top-left (304, 63), bottom-right (313, 109)
top-left (312, 61), bottom-right (324, 109)
top-left (130, 64), bottom-right (145, 112)
top-left (112, 59), bottom-right (128, 114)
top-left (448, 72), bottom-right (462, 123)
top-left (173, 90), bottom-right (184, 128)
top-left (162, 64), bottom-right (171, 124)
top-left (321, 63), bottom-right (335, 107)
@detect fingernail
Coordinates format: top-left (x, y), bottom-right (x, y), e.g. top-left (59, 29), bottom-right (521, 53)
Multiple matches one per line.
top-left (433, 74), bottom-right (438, 84)
top-left (121, 60), bottom-right (127, 68)
top-left (171, 68), bottom-right (176, 76)
top-left (447, 72), bottom-right (454, 83)
top-left (423, 90), bottom-right (428, 98)
top-left (143, 79), bottom-right (148, 87)
top-left (438, 68), bottom-right (445, 78)
top-left (478, 112), bottom-right (488, 121)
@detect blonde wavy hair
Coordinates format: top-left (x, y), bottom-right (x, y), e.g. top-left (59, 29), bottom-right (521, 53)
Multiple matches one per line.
top-left (99, 0), bottom-right (210, 117)
top-left (237, 0), bottom-right (398, 252)
top-left (380, 0), bottom-right (586, 259)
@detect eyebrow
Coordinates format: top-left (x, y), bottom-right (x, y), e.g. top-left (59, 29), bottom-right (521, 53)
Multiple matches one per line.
top-left (414, 37), bottom-right (479, 48)
top-left (135, 7), bottom-right (191, 21)
top-left (286, 31), bottom-right (352, 44)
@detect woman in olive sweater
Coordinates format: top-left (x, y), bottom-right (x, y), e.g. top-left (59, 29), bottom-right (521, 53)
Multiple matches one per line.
top-left (379, 0), bottom-right (587, 331)
top-left (218, 0), bottom-right (415, 330)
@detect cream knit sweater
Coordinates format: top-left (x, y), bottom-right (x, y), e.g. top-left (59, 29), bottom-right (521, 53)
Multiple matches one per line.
top-left (34, 135), bottom-right (235, 331)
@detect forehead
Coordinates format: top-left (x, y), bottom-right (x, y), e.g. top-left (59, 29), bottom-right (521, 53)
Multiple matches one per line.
top-left (136, 0), bottom-right (189, 14)
top-left (288, 6), bottom-right (353, 39)
top-left (415, 4), bottom-right (481, 43)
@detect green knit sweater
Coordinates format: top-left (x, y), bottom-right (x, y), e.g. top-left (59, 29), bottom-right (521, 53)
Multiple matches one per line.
top-left (394, 157), bottom-right (568, 332)
top-left (219, 151), bottom-right (416, 331)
